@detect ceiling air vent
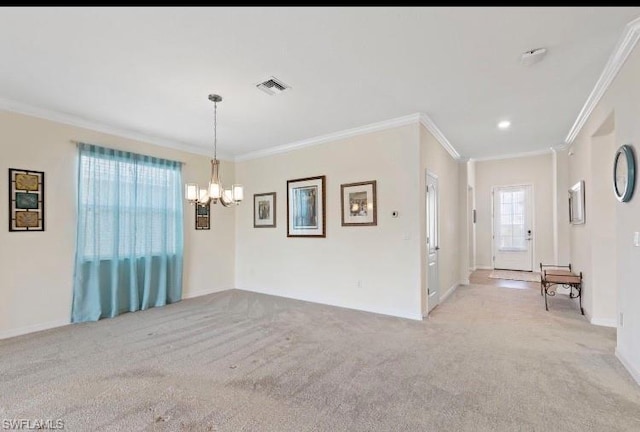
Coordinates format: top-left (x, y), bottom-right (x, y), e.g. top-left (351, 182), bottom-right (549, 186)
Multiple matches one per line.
top-left (256, 76), bottom-right (291, 96)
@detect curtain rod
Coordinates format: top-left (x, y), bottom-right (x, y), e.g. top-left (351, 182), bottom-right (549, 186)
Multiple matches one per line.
top-left (69, 140), bottom-right (186, 165)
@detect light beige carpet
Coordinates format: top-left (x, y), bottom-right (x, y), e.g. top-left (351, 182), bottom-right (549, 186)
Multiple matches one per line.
top-left (489, 269), bottom-right (541, 282)
top-left (1, 286), bottom-right (639, 431)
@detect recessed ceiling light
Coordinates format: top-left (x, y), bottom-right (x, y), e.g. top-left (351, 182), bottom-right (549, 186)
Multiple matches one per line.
top-left (498, 120), bottom-right (511, 130)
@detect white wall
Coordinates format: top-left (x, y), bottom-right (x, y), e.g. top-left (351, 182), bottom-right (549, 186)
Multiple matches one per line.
top-left (0, 111), bottom-right (236, 339)
top-left (467, 160), bottom-right (477, 271)
top-left (419, 124), bottom-right (462, 313)
top-left (590, 133), bottom-right (617, 323)
top-left (474, 153), bottom-right (555, 269)
top-left (554, 149), bottom-right (571, 265)
top-left (568, 41), bottom-right (640, 384)
top-left (459, 164), bottom-right (470, 284)
top-left (567, 131), bottom-right (618, 325)
top-left (235, 124), bottom-right (423, 320)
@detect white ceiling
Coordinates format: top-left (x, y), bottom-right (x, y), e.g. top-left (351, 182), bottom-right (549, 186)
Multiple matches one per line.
top-left (0, 7), bottom-right (639, 159)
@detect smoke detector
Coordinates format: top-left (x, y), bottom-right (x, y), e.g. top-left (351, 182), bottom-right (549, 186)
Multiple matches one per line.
top-left (256, 76), bottom-right (291, 96)
top-left (520, 48), bottom-right (547, 67)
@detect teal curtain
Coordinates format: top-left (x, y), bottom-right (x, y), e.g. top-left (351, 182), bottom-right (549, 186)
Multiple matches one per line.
top-left (71, 143), bottom-right (184, 323)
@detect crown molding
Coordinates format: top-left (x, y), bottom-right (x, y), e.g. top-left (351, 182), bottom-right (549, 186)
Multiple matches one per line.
top-left (565, 16), bottom-right (640, 144)
top-left (235, 113), bottom-right (424, 162)
top-left (553, 142), bottom-right (571, 152)
top-left (0, 97), bottom-right (233, 160)
top-left (236, 112), bottom-right (462, 162)
top-left (419, 113), bottom-right (461, 160)
top-left (470, 147), bottom-right (552, 162)
top-left (1, 95), bottom-right (463, 164)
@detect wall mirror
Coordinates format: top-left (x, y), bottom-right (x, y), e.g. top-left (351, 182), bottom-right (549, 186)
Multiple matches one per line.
top-left (613, 144), bottom-right (636, 202)
top-left (569, 180), bottom-right (585, 225)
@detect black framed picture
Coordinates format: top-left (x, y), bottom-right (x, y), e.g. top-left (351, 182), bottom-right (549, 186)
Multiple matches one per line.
top-left (341, 180), bottom-right (377, 226)
top-left (254, 192), bottom-right (276, 228)
top-left (195, 201), bottom-right (211, 230)
top-left (287, 175), bottom-right (326, 237)
top-left (9, 168), bottom-right (45, 232)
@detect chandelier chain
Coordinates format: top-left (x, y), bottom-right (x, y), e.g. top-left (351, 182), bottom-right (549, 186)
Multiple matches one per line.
top-left (213, 100), bottom-right (217, 160)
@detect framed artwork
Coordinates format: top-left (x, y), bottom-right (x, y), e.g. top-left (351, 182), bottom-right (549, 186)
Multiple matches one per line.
top-left (254, 192), bottom-right (276, 228)
top-left (195, 201), bottom-right (211, 230)
top-left (9, 168), bottom-right (45, 232)
top-left (341, 180), bottom-right (377, 226)
top-left (568, 180), bottom-right (585, 225)
top-left (287, 175), bottom-right (326, 237)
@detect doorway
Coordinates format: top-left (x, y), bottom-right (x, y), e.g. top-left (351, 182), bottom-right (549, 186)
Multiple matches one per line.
top-left (426, 172), bottom-right (440, 312)
top-left (468, 185), bottom-right (475, 273)
top-left (492, 184), bottom-right (534, 271)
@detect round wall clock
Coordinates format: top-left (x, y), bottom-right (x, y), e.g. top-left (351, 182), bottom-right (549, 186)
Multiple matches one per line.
top-left (613, 144), bottom-right (636, 202)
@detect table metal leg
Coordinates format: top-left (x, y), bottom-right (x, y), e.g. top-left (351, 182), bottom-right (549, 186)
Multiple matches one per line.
top-left (579, 286), bottom-right (584, 315)
top-left (544, 284), bottom-right (549, 311)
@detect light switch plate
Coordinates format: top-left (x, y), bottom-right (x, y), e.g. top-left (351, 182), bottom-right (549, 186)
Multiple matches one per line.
top-left (634, 232), bottom-right (640, 247)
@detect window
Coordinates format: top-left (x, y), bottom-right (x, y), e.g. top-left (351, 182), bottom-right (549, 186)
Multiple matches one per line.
top-left (498, 189), bottom-right (526, 251)
top-left (78, 152), bottom-right (182, 259)
top-left (72, 143), bottom-right (184, 323)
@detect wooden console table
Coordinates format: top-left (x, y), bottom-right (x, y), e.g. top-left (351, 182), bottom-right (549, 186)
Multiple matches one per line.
top-left (539, 263), bottom-right (584, 315)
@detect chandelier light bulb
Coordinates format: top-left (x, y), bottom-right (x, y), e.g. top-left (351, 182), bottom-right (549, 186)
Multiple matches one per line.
top-left (232, 184), bottom-right (244, 202)
top-left (185, 183), bottom-right (198, 202)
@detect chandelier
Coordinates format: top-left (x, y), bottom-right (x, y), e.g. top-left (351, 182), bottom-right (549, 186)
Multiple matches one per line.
top-left (185, 94), bottom-right (243, 207)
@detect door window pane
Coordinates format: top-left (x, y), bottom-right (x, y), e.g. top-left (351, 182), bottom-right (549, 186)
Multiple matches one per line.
top-left (498, 188), bottom-right (526, 251)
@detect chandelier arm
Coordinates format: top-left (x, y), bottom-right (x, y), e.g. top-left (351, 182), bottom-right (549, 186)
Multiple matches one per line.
top-left (219, 195), bottom-right (235, 207)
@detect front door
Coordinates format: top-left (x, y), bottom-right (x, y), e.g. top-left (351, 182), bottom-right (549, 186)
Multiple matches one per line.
top-left (492, 184), bottom-right (533, 271)
top-left (427, 173), bottom-right (440, 312)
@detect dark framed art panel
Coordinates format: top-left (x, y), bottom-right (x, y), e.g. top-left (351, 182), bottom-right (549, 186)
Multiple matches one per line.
top-left (287, 175), bottom-right (326, 237)
top-left (254, 192), bottom-right (276, 228)
top-left (195, 201), bottom-right (211, 230)
top-left (9, 168), bottom-right (45, 232)
top-left (341, 180), bottom-right (377, 226)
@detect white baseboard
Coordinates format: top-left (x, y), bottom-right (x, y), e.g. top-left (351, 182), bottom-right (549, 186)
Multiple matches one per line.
top-left (582, 308), bottom-right (617, 328)
top-left (0, 319), bottom-right (69, 340)
top-left (182, 286), bottom-right (231, 300)
top-left (460, 279), bottom-right (470, 285)
top-left (590, 317), bottom-right (617, 328)
top-left (237, 287), bottom-right (423, 321)
top-left (476, 265), bottom-right (493, 270)
top-left (616, 347), bottom-right (640, 386)
top-left (441, 282), bottom-right (460, 302)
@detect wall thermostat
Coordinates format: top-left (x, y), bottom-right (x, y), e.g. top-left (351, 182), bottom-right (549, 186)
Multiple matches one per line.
top-left (392, 211), bottom-right (399, 218)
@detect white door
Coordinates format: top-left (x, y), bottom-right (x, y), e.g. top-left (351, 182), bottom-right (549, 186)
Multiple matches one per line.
top-left (492, 185), bottom-right (533, 271)
top-left (427, 173), bottom-right (440, 312)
